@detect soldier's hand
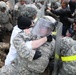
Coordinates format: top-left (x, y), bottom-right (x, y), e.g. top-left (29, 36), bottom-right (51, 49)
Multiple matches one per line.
top-left (33, 50), bottom-right (42, 60)
top-left (47, 35), bottom-right (52, 42)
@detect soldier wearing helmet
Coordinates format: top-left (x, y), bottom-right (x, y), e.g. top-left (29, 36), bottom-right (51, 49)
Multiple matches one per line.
top-left (0, 16), bottom-right (56, 75)
top-left (0, 1), bottom-right (13, 31)
top-left (14, 0), bottom-right (26, 17)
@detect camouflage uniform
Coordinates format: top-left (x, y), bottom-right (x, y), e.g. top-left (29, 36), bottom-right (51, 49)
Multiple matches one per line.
top-left (14, 2), bottom-right (26, 16)
top-left (58, 37), bottom-right (76, 75)
top-left (24, 5), bottom-right (37, 20)
top-left (0, 10), bottom-right (13, 31)
top-left (0, 30), bottom-right (55, 75)
top-left (0, 1), bottom-right (13, 31)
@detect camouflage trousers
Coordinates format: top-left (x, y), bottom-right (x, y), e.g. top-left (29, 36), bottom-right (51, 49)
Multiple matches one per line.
top-left (0, 64), bottom-right (40, 75)
top-left (1, 22), bottom-right (13, 31)
top-left (58, 62), bottom-right (76, 75)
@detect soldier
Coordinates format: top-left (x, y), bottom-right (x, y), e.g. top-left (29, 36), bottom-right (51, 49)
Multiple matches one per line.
top-left (57, 37), bottom-right (76, 75)
top-left (0, 1), bottom-right (13, 32)
top-left (0, 16), bottom-right (56, 75)
top-left (14, 0), bottom-right (26, 17)
top-left (3, 0), bottom-right (12, 10)
top-left (53, 14), bottom-right (76, 75)
top-left (24, 6), bottom-right (38, 23)
top-left (5, 7), bottom-right (37, 65)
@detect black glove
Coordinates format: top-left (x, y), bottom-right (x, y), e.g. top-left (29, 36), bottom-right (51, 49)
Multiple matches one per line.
top-left (33, 50), bottom-right (42, 60)
top-left (47, 35), bottom-right (52, 42)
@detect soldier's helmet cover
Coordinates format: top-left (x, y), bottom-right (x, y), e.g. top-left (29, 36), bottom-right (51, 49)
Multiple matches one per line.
top-left (26, 4), bottom-right (38, 11)
top-left (0, 1), bottom-right (6, 8)
top-left (32, 16), bottom-right (57, 37)
top-left (24, 6), bottom-right (37, 20)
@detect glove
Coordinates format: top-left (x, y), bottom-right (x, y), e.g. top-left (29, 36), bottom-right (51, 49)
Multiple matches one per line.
top-left (33, 50), bottom-right (42, 60)
top-left (47, 35), bottom-right (52, 42)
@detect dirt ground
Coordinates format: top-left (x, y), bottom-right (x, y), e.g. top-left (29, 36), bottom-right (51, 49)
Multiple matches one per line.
top-left (0, 33), bottom-right (10, 68)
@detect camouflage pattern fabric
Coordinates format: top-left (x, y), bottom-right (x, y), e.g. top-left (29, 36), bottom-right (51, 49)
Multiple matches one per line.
top-left (0, 30), bottom-right (55, 75)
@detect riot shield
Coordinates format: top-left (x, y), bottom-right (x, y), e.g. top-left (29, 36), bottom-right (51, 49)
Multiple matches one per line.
top-left (52, 22), bottom-right (63, 75)
top-left (38, 0), bottom-right (47, 18)
top-left (34, 0), bottom-right (47, 24)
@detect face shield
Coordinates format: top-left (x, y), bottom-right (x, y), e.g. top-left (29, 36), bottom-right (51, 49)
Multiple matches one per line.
top-left (32, 18), bottom-right (55, 37)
